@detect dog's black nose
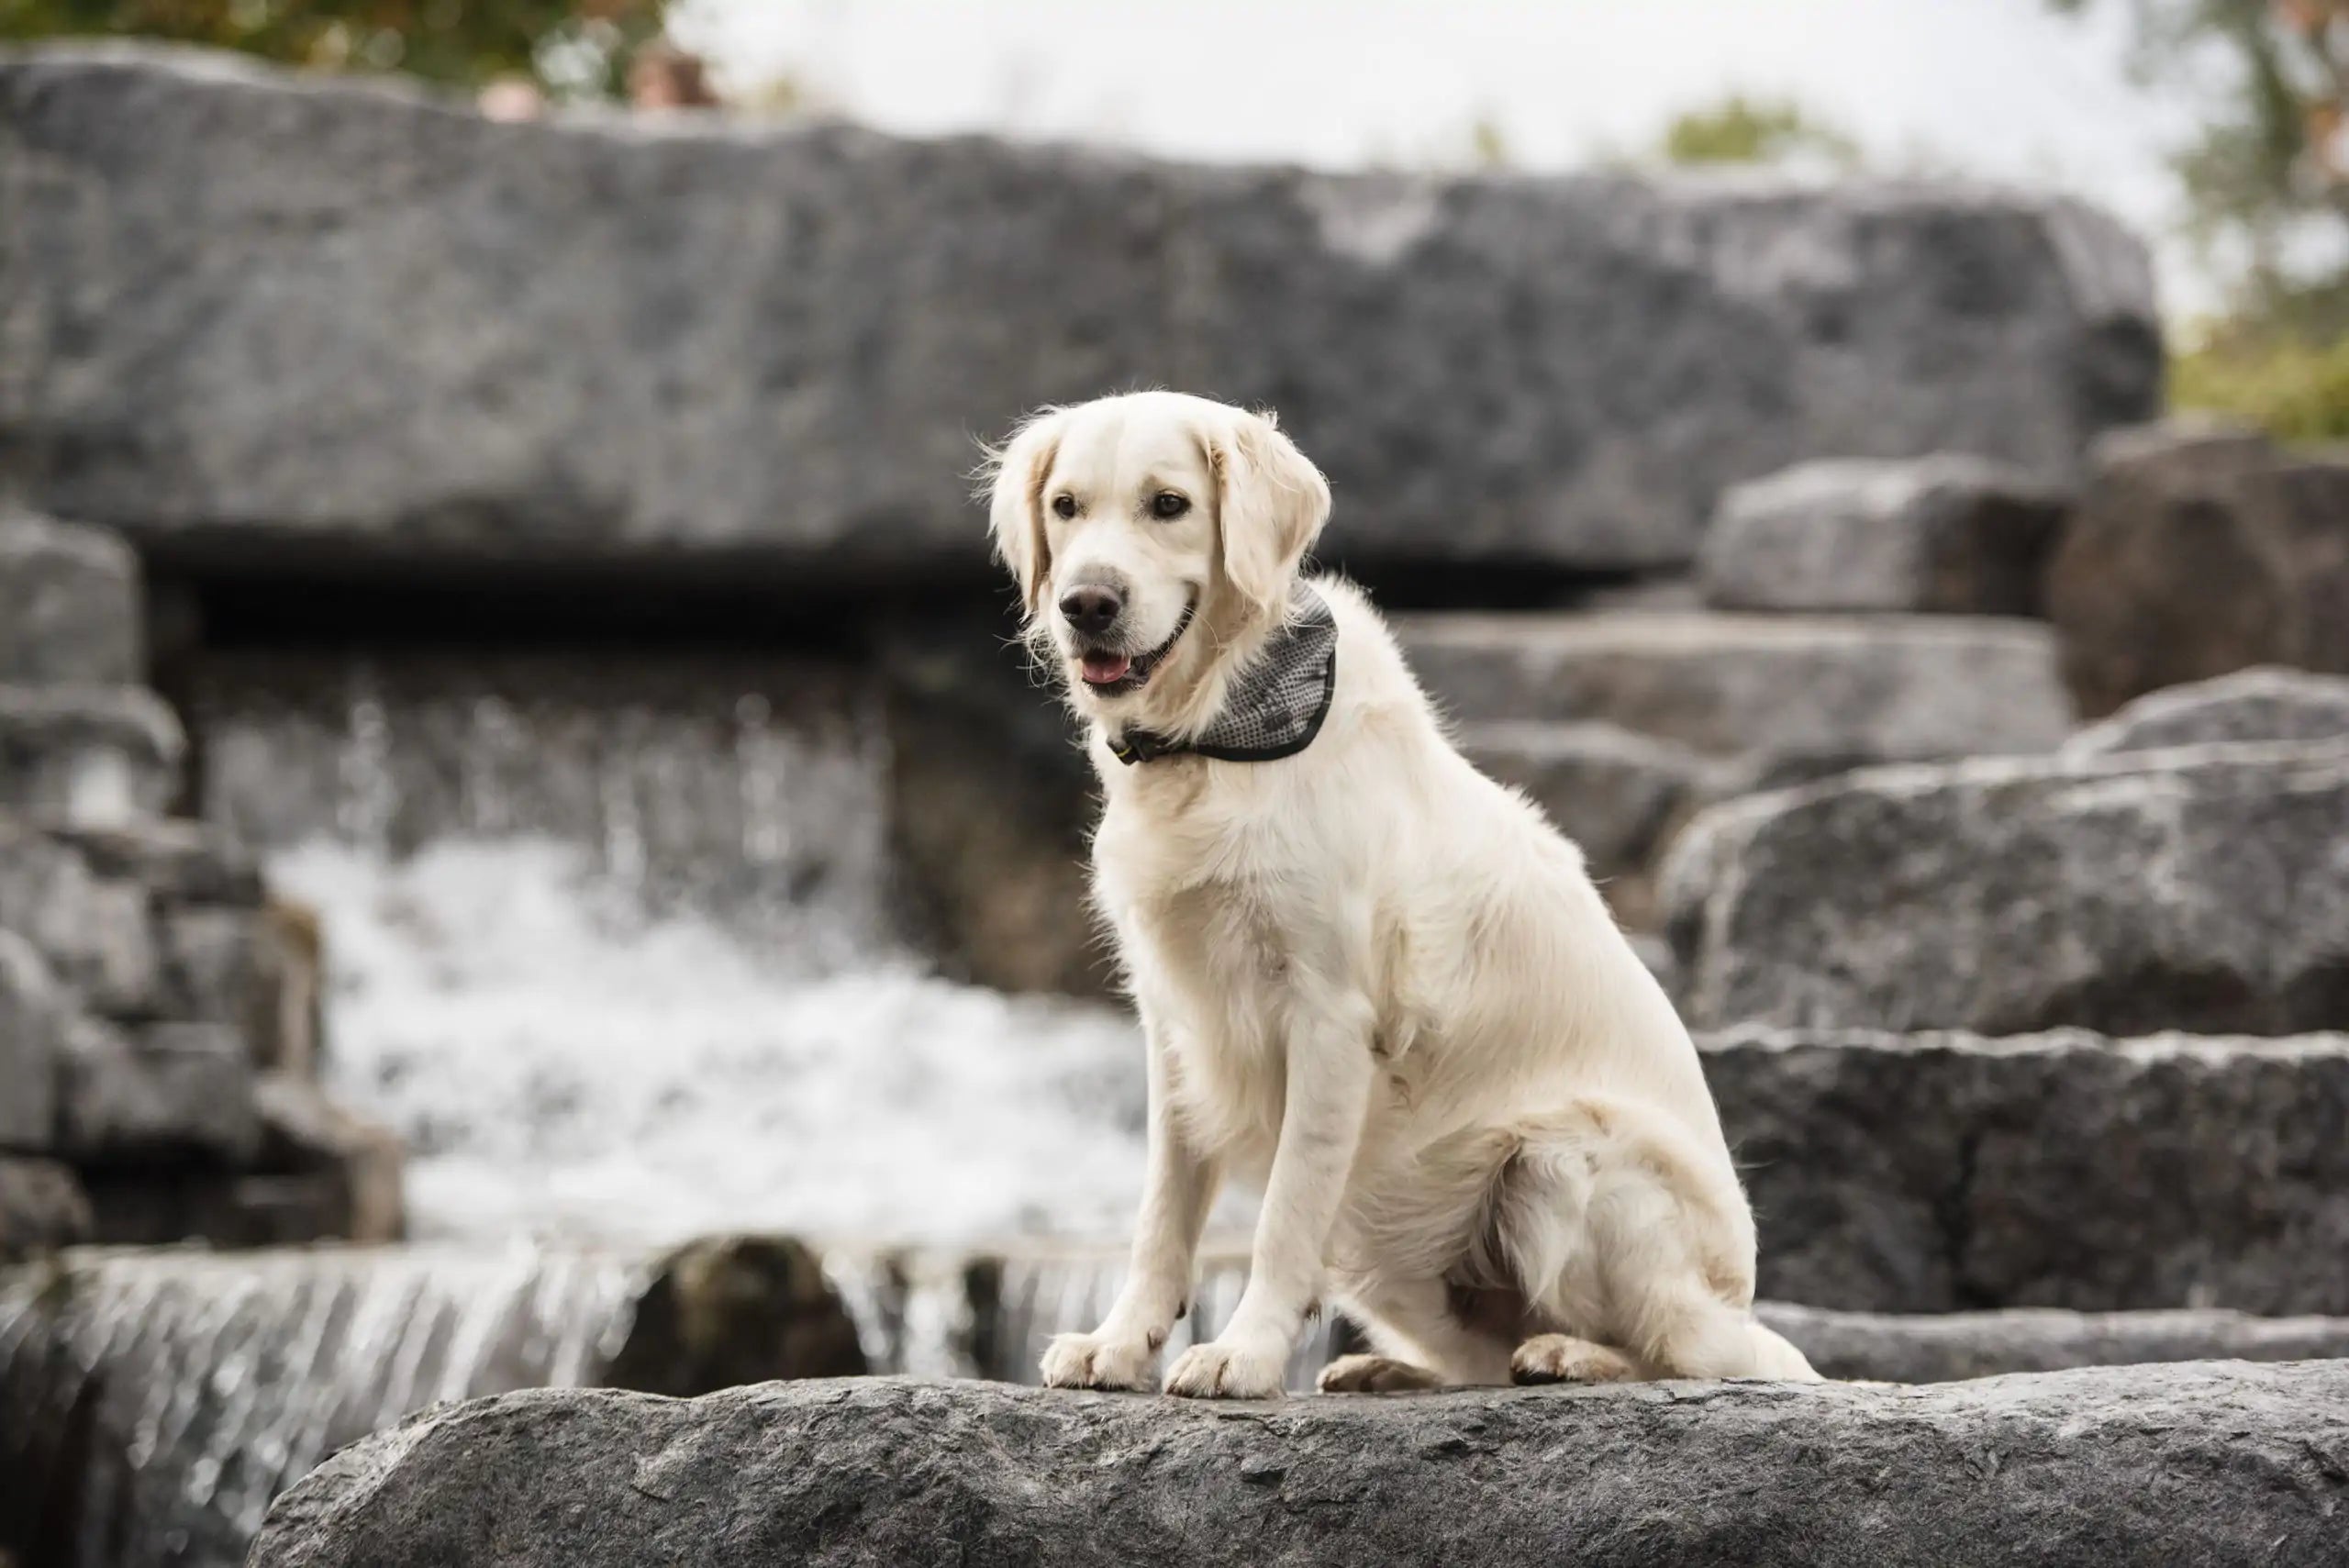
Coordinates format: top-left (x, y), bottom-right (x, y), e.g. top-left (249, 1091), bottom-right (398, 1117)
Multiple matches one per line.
top-left (1059, 584), bottom-right (1124, 636)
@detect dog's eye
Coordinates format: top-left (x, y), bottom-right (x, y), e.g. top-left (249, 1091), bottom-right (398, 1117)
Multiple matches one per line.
top-left (1151, 491), bottom-right (1190, 520)
top-left (1052, 494), bottom-right (1077, 520)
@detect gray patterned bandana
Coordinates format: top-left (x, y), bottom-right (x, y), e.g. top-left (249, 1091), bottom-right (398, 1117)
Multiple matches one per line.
top-left (1107, 583), bottom-right (1338, 766)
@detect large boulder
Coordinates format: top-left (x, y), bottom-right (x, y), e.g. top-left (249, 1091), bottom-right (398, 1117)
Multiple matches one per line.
top-left (1758, 1301), bottom-right (2349, 1384)
top-left (1400, 611), bottom-right (2073, 775)
top-left (250, 1367), bottom-right (2349, 1568)
top-left (0, 510), bottom-right (140, 685)
top-left (1703, 1027), bottom-right (2349, 1313)
top-left (0, 45), bottom-right (2157, 579)
top-left (2047, 421), bottom-right (2349, 716)
top-left (2064, 666), bottom-right (2349, 757)
top-left (1665, 740), bottom-right (2349, 1036)
top-left (1699, 454), bottom-right (2069, 615)
top-left (598, 1234), bottom-right (868, 1398)
top-left (0, 686), bottom-right (183, 827)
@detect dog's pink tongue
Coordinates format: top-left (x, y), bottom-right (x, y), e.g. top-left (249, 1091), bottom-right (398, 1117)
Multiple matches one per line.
top-left (1080, 652), bottom-right (1132, 685)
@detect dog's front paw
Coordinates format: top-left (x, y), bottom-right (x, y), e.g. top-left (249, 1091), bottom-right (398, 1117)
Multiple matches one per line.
top-left (1163, 1339), bottom-right (1287, 1400)
top-left (1040, 1330), bottom-right (1157, 1392)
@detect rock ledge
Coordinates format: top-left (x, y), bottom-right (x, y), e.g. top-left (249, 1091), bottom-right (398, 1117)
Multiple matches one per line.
top-left (253, 1365), bottom-right (2349, 1568)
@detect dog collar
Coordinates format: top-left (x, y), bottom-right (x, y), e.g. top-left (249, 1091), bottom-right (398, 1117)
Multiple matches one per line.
top-left (1107, 584), bottom-right (1338, 766)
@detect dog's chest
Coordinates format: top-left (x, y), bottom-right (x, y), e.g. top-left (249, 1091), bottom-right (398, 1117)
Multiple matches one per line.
top-left (1120, 862), bottom-right (1307, 1162)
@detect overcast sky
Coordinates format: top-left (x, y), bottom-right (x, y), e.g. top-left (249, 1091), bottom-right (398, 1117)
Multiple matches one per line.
top-left (668, 0), bottom-right (2202, 313)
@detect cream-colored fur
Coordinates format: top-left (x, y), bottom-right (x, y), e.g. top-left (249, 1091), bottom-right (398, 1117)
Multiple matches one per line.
top-left (985, 390), bottom-right (1818, 1398)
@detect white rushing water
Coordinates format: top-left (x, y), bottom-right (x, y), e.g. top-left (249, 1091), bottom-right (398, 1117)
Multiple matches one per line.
top-left (269, 836), bottom-right (1151, 1249)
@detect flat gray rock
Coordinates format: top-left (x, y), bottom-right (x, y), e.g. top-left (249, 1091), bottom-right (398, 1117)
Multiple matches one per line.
top-left (2065, 665), bottom-right (2349, 756)
top-left (250, 1366), bottom-right (2349, 1568)
top-left (1400, 611), bottom-right (2073, 773)
top-left (0, 509), bottom-right (140, 685)
top-left (1665, 739), bottom-right (2349, 1036)
top-left (2047, 420), bottom-right (2349, 715)
top-left (1699, 454), bottom-right (2070, 615)
top-left (1704, 1027), bottom-right (2349, 1313)
top-left (1760, 1301), bottom-right (2349, 1383)
top-left (1, 44), bottom-right (2157, 578)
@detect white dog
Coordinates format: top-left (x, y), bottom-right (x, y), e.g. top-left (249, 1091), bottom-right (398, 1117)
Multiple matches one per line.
top-left (985, 390), bottom-right (1817, 1398)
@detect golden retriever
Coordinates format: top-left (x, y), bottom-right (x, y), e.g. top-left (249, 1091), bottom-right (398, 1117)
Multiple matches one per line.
top-left (985, 390), bottom-right (1816, 1397)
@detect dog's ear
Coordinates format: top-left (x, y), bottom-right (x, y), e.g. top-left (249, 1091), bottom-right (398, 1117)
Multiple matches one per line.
top-left (982, 407), bottom-right (1067, 617)
top-left (1211, 408), bottom-right (1331, 621)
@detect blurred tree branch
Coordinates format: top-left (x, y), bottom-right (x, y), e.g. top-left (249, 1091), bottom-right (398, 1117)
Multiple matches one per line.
top-left (0, 0), bottom-right (668, 99)
top-left (2055, 1), bottom-right (2349, 435)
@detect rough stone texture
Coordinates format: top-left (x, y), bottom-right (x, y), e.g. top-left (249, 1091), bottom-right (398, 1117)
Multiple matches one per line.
top-left (2047, 420), bottom-right (2349, 716)
top-left (1699, 454), bottom-right (2070, 615)
top-left (600, 1235), bottom-right (868, 1398)
top-left (2065, 666), bottom-right (2349, 757)
top-left (1399, 611), bottom-right (2074, 773)
top-left (1703, 1027), bottom-right (2349, 1314)
top-left (1665, 740), bottom-right (2349, 1037)
top-left (0, 509), bottom-right (139, 685)
top-left (0, 932), bottom-right (59, 1151)
top-left (1456, 720), bottom-right (1713, 927)
top-left (0, 816), bottom-right (279, 1025)
top-left (0, 1159), bottom-right (88, 1258)
top-left (1, 45), bottom-right (2157, 580)
top-left (251, 1366), bottom-right (2349, 1568)
top-left (54, 1018), bottom-right (260, 1167)
top-left (0, 685), bottom-right (183, 827)
top-left (1758, 1301), bottom-right (2349, 1384)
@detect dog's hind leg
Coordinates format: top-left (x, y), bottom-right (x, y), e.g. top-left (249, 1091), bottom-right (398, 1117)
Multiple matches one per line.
top-left (1319, 1271), bottom-right (1518, 1392)
top-left (1494, 1098), bottom-right (1821, 1384)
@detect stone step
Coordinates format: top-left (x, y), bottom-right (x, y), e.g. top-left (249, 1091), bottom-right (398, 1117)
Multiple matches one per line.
top-left (1665, 738), bottom-right (2349, 1037)
top-left (2062, 665), bottom-right (2349, 757)
top-left (1698, 454), bottom-right (2069, 617)
top-left (0, 684), bottom-right (184, 826)
top-left (1706, 1026), bottom-right (2349, 1315)
top-left (1757, 1302), bottom-right (2349, 1385)
top-left (246, 1366), bottom-right (2349, 1568)
top-left (1397, 611), bottom-right (2073, 775)
top-left (0, 508), bottom-right (140, 685)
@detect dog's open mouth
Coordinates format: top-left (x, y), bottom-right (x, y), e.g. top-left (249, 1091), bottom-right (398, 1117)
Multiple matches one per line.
top-left (1076, 602), bottom-right (1195, 696)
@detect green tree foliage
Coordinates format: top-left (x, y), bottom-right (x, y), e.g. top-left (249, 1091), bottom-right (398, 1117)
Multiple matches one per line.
top-left (1656, 94), bottom-right (1861, 170)
top-left (0, 0), bottom-right (667, 98)
top-left (2053, 2), bottom-right (2349, 435)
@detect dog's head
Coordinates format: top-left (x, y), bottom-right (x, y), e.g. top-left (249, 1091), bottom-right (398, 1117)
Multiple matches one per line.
top-left (983, 391), bottom-right (1330, 727)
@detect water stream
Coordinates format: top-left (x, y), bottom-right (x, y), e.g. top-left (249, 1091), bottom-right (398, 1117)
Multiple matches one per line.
top-left (0, 648), bottom-right (1278, 1567)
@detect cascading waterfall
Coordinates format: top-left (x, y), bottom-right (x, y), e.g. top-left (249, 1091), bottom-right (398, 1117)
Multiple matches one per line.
top-left (0, 647), bottom-right (1304, 1568)
top-left (184, 650), bottom-right (1153, 1245)
top-left (0, 1248), bottom-right (644, 1568)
